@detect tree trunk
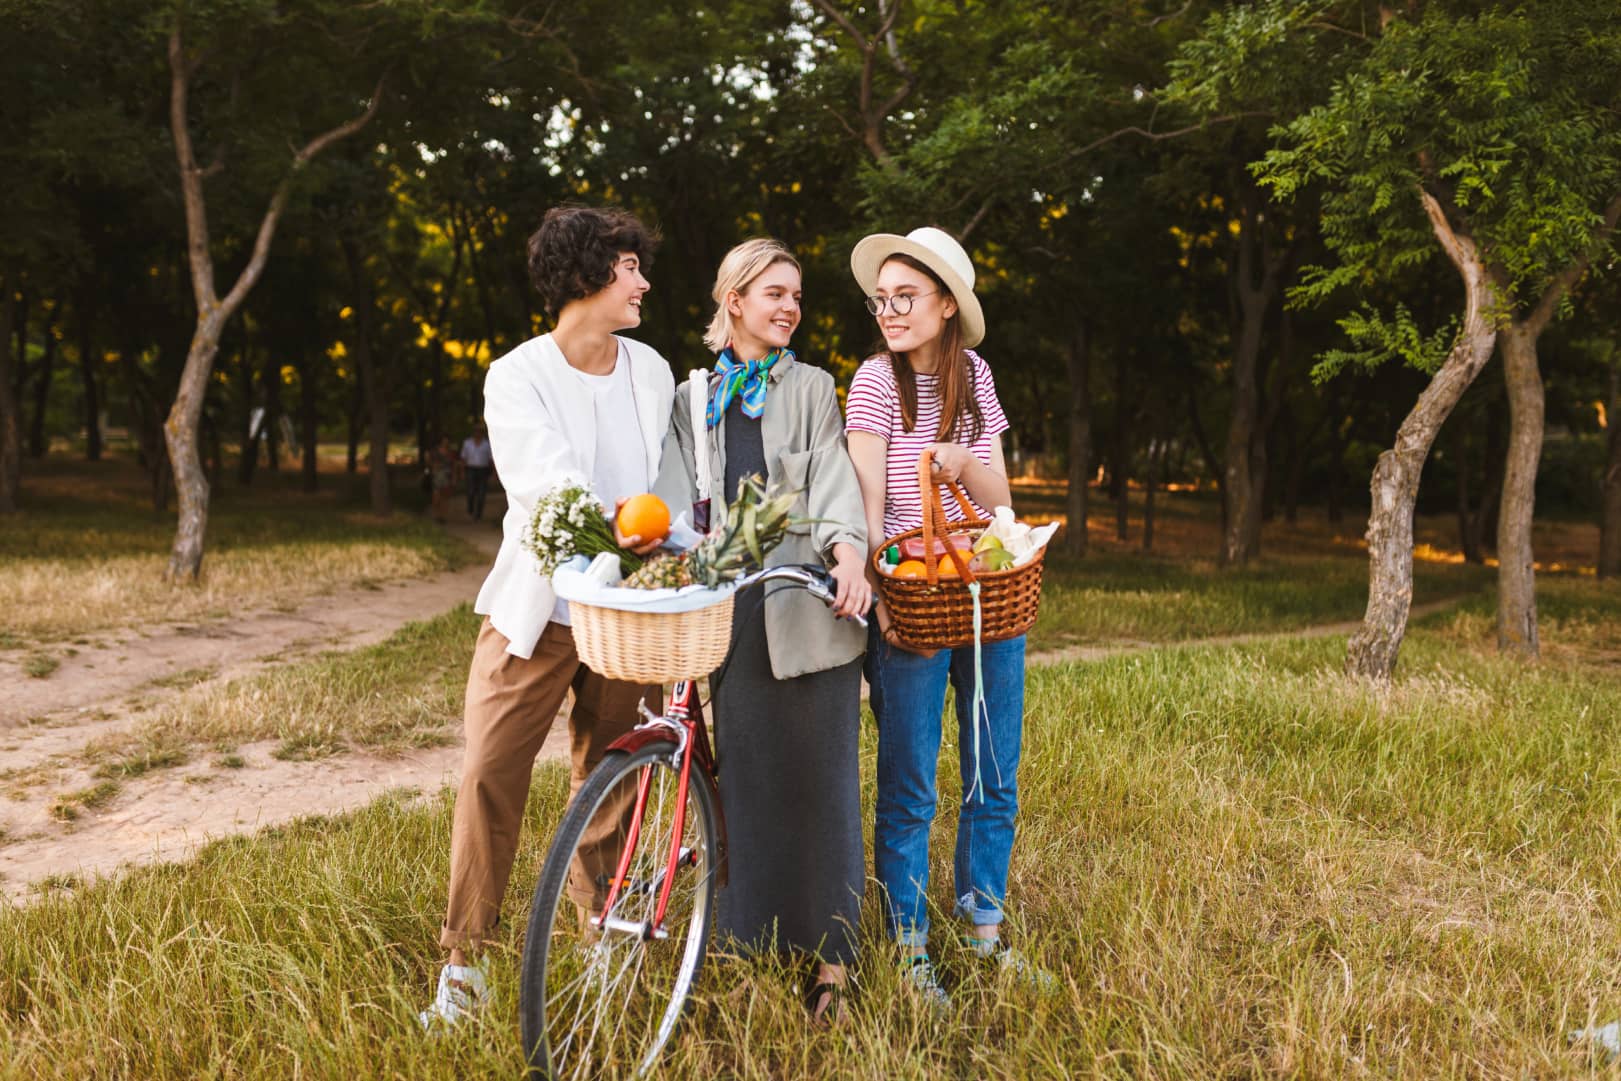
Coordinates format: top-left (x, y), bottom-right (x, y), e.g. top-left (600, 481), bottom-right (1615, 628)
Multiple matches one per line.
top-left (1487, 190), bottom-right (1621, 635)
top-left (0, 271), bottom-right (20, 513)
top-left (1187, 388), bottom-right (1227, 539)
top-left (120, 341), bottom-right (171, 511)
top-left (1282, 412), bottom-right (1304, 524)
top-left (262, 344), bottom-right (281, 472)
top-left (162, 24), bottom-right (382, 579)
top-left (1599, 355), bottom-right (1621, 578)
top-left (1221, 181), bottom-right (1285, 566)
top-left (1346, 192), bottom-right (1499, 680)
top-left (1142, 438), bottom-right (1161, 552)
top-left (345, 374), bottom-right (362, 474)
top-left (77, 301), bottom-right (101, 461)
top-left (1453, 419), bottom-right (1480, 563)
top-left (165, 317), bottom-right (225, 579)
top-left (1460, 392), bottom-right (1505, 562)
top-left (342, 236), bottom-right (391, 515)
top-left (298, 350), bottom-right (318, 492)
top-left (1496, 325), bottom-right (1543, 656)
top-left (1113, 350), bottom-right (1129, 542)
top-left (1063, 321), bottom-right (1090, 556)
top-left (28, 301), bottom-right (55, 458)
top-left (236, 339), bottom-right (260, 486)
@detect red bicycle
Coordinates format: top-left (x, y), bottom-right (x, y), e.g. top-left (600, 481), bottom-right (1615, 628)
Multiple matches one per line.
top-left (519, 564), bottom-right (861, 1080)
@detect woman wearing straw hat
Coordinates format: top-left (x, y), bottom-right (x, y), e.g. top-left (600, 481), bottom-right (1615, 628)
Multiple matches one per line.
top-left (844, 226), bottom-right (1052, 1009)
top-left (653, 238), bottom-right (871, 1025)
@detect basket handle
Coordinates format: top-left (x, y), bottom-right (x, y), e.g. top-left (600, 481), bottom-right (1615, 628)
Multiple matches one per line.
top-left (916, 449), bottom-right (976, 586)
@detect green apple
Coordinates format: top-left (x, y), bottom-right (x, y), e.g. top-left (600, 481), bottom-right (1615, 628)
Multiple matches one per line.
top-left (971, 532), bottom-right (1004, 555)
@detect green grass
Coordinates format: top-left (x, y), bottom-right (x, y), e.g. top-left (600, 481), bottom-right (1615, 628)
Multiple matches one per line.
top-left (1029, 549), bottom-right (1492, 650)
top-left (5, 598), bottom-right (1621, 1076)
top-left (21, 653), bottom-right (58, 679)
top-left (46, 780), bottom-right (122, 822)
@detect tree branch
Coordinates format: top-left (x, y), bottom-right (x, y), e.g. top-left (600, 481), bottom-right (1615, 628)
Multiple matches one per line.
top-left (960, 195), bottom-right (996, 242)
top-left (217, 79), bottom-right (387, 320)
top-left (1418, 188), bottom-right (1481, 283)
top-left (809, 0), bottom-right (869, 51)
top-left (1057, 110), bottom-right (1273, 168)
top-left (1524, 191), bottom-right (1621, 334)
top-left (169, 26), bottom-right (216, 315)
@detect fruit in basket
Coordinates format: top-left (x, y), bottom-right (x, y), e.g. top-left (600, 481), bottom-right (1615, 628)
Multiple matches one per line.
top-left (616, 493), bottom-right (671, 544)
top-left (622, 474), bottom-right (797, 590)
top-left (971, 532), bottom-right (1003, 555)
top-left (622, 551), bottom-right (692, 589)
top-left (891, 559), bottom-right (928, 578)
top-left (970, 547), bottom-right (1015, 573)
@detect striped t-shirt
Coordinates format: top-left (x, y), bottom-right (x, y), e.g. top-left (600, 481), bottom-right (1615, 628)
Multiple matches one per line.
top-left (844, 350), bottom-right (1010, 539)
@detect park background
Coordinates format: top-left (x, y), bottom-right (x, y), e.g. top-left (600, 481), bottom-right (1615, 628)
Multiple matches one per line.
top-left (4, 1), bottom-right (1621, 1077)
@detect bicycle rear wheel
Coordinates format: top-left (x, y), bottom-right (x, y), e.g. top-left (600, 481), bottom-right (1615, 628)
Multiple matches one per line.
top-left (520, 741), bottom-right (720, 1080)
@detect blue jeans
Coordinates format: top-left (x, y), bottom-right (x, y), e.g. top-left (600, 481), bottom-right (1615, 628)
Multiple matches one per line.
top-left (866, 624), bottom-right (1026, 949)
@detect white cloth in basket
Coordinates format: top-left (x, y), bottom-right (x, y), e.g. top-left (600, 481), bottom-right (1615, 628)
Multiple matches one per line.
top-left (552, 553), bottom-right (735, 614)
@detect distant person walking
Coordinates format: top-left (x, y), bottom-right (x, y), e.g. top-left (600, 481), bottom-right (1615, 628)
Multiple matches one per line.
top-left (427, 437), bottom-right (457, 524)
top-left (461, 423), bottom-right (494, 521)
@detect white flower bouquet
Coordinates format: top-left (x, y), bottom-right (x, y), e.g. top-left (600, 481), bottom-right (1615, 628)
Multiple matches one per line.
top-left (521, 480), bottom-right (642, 577)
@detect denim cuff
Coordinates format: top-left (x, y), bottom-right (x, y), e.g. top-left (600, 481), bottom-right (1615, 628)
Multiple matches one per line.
top-left (954, 891), bottom-right (1006, 927)
top-left (893, 924), bottom-right (930, 950)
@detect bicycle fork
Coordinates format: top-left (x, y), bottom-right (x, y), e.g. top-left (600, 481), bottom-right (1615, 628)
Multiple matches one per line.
top-left (593, 681), bottom-right (705, 941)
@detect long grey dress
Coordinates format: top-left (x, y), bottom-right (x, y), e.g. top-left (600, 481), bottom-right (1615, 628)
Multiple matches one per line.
top-left (709, 399), bottom-right (864, 964)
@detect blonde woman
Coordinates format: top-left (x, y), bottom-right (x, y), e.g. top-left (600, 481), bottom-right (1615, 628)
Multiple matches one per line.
top-left (653, 238), bottom-right (870, 1024)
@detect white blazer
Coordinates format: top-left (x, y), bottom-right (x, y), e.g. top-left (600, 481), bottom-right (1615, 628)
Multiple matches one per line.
top-left (474, 332), bottom-right (676, 658)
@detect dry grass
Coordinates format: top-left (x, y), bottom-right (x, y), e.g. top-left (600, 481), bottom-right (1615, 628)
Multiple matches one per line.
top-left (79, 605), bottom-right (479, 771)
top-left (0, 454), bottom-right (471, 641)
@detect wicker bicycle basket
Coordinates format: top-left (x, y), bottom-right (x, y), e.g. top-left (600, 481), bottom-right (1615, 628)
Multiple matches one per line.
top-left (567, 591), bottom-right (736, 684)
top-left (873, 450), bottom-right (1049, 651)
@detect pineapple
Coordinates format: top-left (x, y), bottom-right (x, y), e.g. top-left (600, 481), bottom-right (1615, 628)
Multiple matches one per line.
top-left (623, 552), bottom-right (694, 589)
top-left (621, 474), bottom-right (799, 590)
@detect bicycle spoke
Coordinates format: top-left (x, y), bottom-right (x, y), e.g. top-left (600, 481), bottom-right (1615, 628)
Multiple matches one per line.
top-left (522, 744), bottom-right (719, 1081)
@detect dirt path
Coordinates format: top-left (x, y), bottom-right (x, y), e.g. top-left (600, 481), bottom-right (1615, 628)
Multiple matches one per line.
top-left (0, 514), bottom-right (1477, 904)
top-left (0, 513), bottom-right (534, 903)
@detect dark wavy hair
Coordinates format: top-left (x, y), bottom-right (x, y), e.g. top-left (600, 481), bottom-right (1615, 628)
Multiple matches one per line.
top-left (526, 205), bottom-right (660, 317)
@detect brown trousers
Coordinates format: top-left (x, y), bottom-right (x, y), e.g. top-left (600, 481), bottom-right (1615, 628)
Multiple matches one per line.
top-left (439, 617), bottom-right (657, 950)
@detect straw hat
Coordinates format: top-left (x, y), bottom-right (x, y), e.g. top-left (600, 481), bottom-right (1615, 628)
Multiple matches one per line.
top-left (850, 226), bottom-right (985, 348)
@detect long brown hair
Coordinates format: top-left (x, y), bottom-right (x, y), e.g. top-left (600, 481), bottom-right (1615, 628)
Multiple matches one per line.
top-left (878, 254), bottom-right (983, 442)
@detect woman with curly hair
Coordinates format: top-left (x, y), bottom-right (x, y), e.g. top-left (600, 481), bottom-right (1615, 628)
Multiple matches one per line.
top-left (420, 204), bottom-right (675, 1029)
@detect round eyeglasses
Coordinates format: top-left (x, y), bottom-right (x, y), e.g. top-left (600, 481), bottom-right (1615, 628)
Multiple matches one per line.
top-left (863, 290), bottom-right (937, 317)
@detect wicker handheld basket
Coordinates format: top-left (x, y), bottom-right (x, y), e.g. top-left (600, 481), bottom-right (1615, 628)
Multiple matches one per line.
top-left (873, 450), bottom-right (1049, 650)
top-left (567, 592), bottom-right (735, 684)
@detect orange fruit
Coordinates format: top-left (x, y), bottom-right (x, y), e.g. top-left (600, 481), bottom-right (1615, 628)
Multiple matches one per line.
top-left (892, 559), bottom-right (928, 578)
top-left (617, 493), bottom-right (671, 543)
top-left (935, 558), bottom-right (961, 578)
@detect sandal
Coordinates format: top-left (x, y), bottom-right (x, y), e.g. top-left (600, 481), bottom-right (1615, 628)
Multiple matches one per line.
top-left (803, 980), bottom-right (848, 1028)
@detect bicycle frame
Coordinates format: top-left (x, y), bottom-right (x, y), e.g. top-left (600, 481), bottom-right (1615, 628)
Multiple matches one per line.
top-left (587, 564), bottom-right (861, 942)
top-left (593, 680), bottom-right (721, 940)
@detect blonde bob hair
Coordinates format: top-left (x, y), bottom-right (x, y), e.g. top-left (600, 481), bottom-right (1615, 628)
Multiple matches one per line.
top-left (702, 238), bottom-right (802, 354)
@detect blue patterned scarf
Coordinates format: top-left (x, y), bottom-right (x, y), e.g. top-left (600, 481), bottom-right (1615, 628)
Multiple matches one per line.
top-left (706, 347), bottom-right (788, 428)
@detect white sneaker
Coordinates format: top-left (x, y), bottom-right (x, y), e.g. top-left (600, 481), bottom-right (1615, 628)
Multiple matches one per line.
top-left (418, 959), bottom-right (489, 1030)
top-left (1571, 1020), bottom-right (1621, 1060)
top-left (900, 955), bottom-right (950, 1013)
top-left (965, 935), bottom-right (1058, 995)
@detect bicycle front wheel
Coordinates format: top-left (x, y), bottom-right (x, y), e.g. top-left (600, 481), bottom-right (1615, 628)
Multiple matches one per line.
top-left (520, 741), bottom-right (721, 1080)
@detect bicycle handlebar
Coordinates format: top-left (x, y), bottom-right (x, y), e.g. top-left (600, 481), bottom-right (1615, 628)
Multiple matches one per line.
top-left (733, 564), bottom-right (869, 628)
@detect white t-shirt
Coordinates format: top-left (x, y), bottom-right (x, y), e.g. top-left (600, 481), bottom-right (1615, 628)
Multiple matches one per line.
top-left (460, 436), bottom-right (493, 468)
top-left (552, 346), bottom-right (645, 625)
